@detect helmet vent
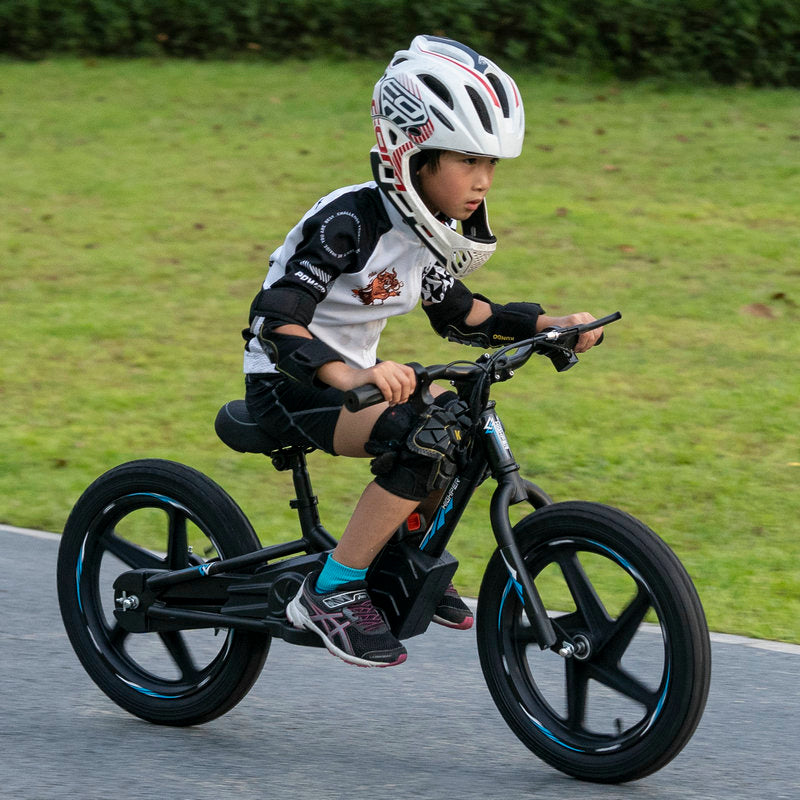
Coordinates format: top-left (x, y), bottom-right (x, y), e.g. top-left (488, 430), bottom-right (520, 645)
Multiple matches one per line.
top-left (419, 74), bottom-right (454, 109)
top-left (487, 74), bottom-right (510, 117)
top-left (431, 107), bottom-right (455, 131)
top-left (465, 86), bottom-right (493, 134)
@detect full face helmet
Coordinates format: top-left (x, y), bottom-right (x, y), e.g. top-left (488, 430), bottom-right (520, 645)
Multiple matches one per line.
top-left (371, 35), bottom-right (525, 278)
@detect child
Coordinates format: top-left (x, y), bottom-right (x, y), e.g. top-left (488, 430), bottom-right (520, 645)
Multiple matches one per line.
top-left (242, 35), bottom-right (603, 668)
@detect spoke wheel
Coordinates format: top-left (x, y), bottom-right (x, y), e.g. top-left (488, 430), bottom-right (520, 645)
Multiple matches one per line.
top-left (477, 501), bottom-right (710, 783)
top-left (57, 459), bottom-right (270, 726)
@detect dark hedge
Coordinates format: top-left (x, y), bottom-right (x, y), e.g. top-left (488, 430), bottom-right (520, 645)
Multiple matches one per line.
top-left (1, 0), bottom-right (799, 85)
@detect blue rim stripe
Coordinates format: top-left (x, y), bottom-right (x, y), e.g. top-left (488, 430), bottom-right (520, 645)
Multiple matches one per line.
top-left (496, 536), bottom-right (671, 750)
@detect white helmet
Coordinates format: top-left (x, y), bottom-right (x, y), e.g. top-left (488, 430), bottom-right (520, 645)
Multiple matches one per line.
top-left (371, 35), bottom-right (525, 278)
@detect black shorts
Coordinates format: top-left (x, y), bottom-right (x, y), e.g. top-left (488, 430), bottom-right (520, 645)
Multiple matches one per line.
top-left (244, 374), bottom-right (344, 455)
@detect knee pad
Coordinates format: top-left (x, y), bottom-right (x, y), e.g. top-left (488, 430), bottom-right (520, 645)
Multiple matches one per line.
top-left (365, 396), bottom-right (469, 501)
top-left (372, 451), bottom-right (444, 502)
top-left (365, 403), bottom-right (418, 455)
top-left (365, 403), bottom-right (428, 500)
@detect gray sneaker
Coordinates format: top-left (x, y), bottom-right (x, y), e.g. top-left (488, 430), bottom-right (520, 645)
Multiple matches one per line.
top-left (286, 575), bottom-right (407, 668)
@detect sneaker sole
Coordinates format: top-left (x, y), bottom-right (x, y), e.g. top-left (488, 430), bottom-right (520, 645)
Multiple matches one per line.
top-left (432, 613), bottom-right (474, 630)
top-left (286, 596), bottom-right (407, 669)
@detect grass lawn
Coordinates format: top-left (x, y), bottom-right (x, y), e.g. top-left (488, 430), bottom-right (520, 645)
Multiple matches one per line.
top-left (1, 58), bottom-right (798, 642)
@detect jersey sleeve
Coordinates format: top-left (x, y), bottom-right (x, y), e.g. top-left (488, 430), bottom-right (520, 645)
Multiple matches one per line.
top-left (245, 187), bottom-right (391, 384)
top-left (271, 206), bottom-right (364, 302)
top-left (420, 261), bottom-right (457, 304)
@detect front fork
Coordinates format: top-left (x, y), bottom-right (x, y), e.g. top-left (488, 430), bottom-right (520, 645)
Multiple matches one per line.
top-left (482, 406), bottom-right (557, 650)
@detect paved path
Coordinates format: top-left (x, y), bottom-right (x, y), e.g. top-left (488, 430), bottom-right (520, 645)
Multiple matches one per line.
top-left (1, 524), bottom-right (798, 800)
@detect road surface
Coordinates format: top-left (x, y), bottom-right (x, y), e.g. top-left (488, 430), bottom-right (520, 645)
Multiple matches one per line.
top-left (1, 524), bottom-right (798, 800)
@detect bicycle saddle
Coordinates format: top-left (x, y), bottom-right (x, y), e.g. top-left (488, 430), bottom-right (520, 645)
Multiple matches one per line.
top-left (215, 400), bottom-right (282, 454)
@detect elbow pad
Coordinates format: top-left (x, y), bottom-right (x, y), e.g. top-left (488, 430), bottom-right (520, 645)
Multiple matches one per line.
top-left (476, 293), bottom-right (544, 347)
top-left (248, 285), bottom-right (317, 328)
top-left (257, 330), bottom-right (343, 385)
top-left (247, 285), bottom-right (342, 384)
top-left (425, 289), bottom-right (544, 348)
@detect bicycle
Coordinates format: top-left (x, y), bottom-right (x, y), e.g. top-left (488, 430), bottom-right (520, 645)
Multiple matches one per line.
top-left (57, 312), bottom-right (711, 783)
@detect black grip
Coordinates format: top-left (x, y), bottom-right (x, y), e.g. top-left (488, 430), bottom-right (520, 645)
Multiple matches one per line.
top-left (343, 384), bottom-right (385, 412)
top-left (588, 311), bottom-right (622, 330)
top-left (575, 311), bottom-right (620, 346)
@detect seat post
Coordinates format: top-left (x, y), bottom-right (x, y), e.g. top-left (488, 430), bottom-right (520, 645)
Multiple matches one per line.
top-left (280, 450), bottom-right (337, 552)
top-left (215, 398), bottom-right (337, 553)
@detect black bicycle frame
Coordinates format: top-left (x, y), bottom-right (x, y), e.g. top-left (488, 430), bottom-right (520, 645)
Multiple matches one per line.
top-left (113, 447), bottom-right (337, 646)
top-left (406, 401), bottom-right (557, 649)
top-left (114, 392), bottom-right (556, 649)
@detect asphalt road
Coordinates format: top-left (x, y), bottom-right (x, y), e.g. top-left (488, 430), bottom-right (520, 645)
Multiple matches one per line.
top-left (1, 524), bottom-right (798, 800)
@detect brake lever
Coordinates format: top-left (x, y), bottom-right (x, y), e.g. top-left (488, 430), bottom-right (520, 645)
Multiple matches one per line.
top-left (547, 345), bottom-right (579, 372)
top-left (536, 327), bottom-right (578, 371)
top-left (538, 311), bottom-right (620, 371)
top-left (409, 366), bottom-right (436, 413)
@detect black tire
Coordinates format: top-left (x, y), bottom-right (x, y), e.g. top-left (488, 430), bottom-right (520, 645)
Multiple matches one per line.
top-left (477, 501), bottom-right (711, 783)
top-left (57, 459), bottom-right (270, 726)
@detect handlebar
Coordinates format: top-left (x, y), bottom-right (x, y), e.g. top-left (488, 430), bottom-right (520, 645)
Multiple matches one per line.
top-left (343, 362), bottom-right (474, 413)
top-left (343, 311), bottom-right (622, 413)
top-left (344, 382), bottom-right (395, 413)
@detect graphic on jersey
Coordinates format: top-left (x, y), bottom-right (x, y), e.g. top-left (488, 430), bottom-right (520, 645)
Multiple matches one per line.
top-left (352, 268), bottom-right (405, 305)
top-left (319, 210), bottom-right (362, 259)
top-left (420, 262), bottom-right (455, 303)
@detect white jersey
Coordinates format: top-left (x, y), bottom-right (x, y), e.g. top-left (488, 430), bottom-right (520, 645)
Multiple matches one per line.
top-left (244, 181), bottom-right (456, 374)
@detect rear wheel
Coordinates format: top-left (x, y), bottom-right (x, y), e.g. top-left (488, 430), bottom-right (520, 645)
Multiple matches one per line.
top-left (477, 501), bottom-right (710, 782)
top-left (57, 459), bottom-right (270, 725)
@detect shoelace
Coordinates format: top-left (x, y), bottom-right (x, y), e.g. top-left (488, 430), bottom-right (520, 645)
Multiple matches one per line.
top-left (346, 599), bottom-right (386, 632)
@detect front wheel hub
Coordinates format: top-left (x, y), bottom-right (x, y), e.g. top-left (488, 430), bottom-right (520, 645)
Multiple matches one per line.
top-left (558, 633), bottom-right (591, 660)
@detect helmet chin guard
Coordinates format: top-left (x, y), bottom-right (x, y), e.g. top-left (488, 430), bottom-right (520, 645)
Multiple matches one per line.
top-left (371, 35), bottom-right (524, 279)
top-left (370, 146), bottom-right (496, 278)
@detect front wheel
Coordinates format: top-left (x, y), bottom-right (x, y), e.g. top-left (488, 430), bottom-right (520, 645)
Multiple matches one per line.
top-left (57, 459), bottom-right (271, 726)
top-left (477, 501), bottom-right (710, 783)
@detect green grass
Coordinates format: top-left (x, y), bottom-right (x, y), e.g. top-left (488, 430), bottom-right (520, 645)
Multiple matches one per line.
top-left (1, 59), bottom-right (798, 642)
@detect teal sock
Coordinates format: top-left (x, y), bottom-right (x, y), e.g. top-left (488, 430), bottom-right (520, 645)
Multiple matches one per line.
top-left (315, 554), bottom-right (368, 593)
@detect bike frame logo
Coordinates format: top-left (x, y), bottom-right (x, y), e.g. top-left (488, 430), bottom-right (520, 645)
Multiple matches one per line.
top-left (483, 416), bottom-right (510, 452)
top-left (420, 477), bottom-right (460, 550)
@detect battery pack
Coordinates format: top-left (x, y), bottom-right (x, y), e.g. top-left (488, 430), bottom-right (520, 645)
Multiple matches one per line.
top-left (368, 538), bottom-right (458, 640)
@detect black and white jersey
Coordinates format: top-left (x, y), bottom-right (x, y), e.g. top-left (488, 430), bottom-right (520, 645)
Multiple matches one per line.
top-left (244, 181), bottom-right (456, 374)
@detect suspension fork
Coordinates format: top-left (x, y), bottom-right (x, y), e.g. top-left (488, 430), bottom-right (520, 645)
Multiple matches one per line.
top-left (482, 406), bottom-right (557, 649)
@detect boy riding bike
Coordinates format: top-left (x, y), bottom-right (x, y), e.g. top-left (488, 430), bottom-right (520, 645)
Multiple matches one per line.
top-left (242, 35), bottom-right (603, 668)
